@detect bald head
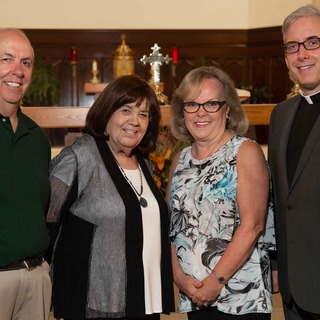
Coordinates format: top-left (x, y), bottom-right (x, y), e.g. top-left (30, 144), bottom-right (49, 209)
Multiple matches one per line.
top-left (0, 28), bottom-right (35, 111)
top-left (0, 28), bottom-right (34, 59)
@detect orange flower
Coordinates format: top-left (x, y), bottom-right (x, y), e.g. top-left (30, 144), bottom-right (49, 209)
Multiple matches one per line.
top-left (150, 149), bottom-right (171, 170)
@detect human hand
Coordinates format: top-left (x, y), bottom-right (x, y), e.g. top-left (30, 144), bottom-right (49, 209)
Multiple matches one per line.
top-left (192, 273), bottom-right (222, 307)
top-left (174, 273), bottom-right (203, 300)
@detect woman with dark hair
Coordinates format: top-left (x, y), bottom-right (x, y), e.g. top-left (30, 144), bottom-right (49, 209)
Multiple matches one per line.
top-left (47, 75), bottom-right (175, 320)
top-left (167, 66), bottom-right (275, 320)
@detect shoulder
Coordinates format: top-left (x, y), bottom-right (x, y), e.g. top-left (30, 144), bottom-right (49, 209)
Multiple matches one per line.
top-left (19, 110), bottom-right (51, 152)
top-left (238, 137), bottom-right (265, 158)
top-left (237, 138), bottom-right (268, 173)
top-left (50, 135), bottom-right (95, 171)
top-left (272, 95), bottom-right (301, 115)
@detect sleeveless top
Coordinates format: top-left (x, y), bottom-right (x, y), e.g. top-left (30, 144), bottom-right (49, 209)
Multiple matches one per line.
top-left (169, 135), bottom-right (275, 315)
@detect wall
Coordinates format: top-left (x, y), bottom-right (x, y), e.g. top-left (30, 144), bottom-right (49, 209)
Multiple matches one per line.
top-left (1, 0), bottom-right (311, 30)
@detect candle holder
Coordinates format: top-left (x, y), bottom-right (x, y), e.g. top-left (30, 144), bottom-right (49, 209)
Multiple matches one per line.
top-left (171, 47), bottom-right (178, 77)
top-left (90, 69), bottom-right (100, 84)
top-left (154, 85), bottom-right (169, 105)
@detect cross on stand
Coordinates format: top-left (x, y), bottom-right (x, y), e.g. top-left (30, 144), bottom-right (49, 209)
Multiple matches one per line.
top-left (140, 43), bottom-right (171, 105)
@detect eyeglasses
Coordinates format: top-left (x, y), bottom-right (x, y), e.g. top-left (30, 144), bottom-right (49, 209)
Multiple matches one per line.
top-left (283, 37), bottom-right (320, 54)
top-left (182, 100), bottom-right (226, 114)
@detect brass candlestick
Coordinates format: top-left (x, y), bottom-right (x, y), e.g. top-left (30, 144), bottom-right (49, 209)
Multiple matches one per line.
top-left (90, 60), bottom-right (100, 84)
top-left (91, 69), bottom-right (100, 84)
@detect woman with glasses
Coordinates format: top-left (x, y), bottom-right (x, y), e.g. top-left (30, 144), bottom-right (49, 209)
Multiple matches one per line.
top-left (166, 66), bottom-right (275, 320)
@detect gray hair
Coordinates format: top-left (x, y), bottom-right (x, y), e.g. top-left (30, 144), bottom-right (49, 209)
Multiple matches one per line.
top-left (170, 66), bottom-right (248, 142)
top-left (282, 5), bottom-right (320, 42)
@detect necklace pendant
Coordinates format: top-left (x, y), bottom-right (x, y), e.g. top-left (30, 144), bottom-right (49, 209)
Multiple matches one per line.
top-left (140, 197), bottom-right (148, 208)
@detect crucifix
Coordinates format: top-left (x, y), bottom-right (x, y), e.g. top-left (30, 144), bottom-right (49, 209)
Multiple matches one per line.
top-left (140, 43), bottom-right (171, 105)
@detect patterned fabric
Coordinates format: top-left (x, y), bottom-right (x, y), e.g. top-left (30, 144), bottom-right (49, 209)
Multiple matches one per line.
top-left (169, 135), bottom-right (275, 315)
top-left (48, 134), bottom-right (174, 318)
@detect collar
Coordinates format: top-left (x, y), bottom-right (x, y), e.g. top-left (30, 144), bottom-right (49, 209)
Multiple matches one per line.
top-left (300, 90), bottom-right (320, 104)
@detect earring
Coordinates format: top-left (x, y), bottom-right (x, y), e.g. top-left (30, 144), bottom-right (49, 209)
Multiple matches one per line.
top-left (226, 114), bottom-right (231, 123)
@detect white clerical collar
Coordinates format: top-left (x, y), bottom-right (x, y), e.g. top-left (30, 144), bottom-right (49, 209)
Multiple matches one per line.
top-left (299, 89), bottom-right (320, 104)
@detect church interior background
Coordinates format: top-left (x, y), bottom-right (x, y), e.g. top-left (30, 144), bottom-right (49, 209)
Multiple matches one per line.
top-left (4, 1), bottom-right (318, 319)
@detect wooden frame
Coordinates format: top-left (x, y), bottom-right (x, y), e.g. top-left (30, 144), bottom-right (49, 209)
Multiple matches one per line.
top-left (21, 104), bottom-right (275, 129)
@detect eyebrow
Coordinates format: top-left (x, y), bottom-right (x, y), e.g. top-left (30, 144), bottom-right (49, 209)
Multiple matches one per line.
top-left (2, 51), bottom-right (33, 62)
top-left (122, 104), bottom-right (150, 111)
top-left (3, 52), bottom-right (14, 58)
top-left (286, 36), bottom-right (320, 43)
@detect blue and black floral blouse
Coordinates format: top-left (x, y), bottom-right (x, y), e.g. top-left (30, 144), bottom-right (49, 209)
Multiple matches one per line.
top-left (169, 135), bottom-right (276, 315)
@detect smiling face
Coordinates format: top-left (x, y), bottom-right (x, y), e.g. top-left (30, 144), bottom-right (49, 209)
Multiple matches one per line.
top-left (0, 30), bottom-right (34, 113)
top-left (106, 99), bottom-right (150, 155)
top-left (285, 16), bottom-right (320, 95)
top-left (183, 78), bottom-right (229, 143)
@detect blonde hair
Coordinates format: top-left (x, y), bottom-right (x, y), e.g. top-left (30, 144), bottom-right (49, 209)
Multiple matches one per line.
top-left (170, 66), bottom-right (248, 141)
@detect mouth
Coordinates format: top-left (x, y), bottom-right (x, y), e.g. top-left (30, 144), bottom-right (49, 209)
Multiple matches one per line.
top-left (195, 121), bottom-right (210, 127)
top-left (297, 64), bottom-right (314, 70)
top-left (5, 81), bottom-right (22, 88)
top-left (123, 128), bottom-right (138, 134)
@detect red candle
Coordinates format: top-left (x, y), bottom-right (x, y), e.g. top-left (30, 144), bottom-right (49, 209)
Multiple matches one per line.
top-left (171, 47), bottom-right (178, 63)
top-left (71, 47), bottom-right (77, 62)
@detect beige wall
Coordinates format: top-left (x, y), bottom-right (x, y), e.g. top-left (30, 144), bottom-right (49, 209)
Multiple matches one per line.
top-left (249, 0), bottom-right (313, 28)
top-left (1, 0), bottom-right (313, 30)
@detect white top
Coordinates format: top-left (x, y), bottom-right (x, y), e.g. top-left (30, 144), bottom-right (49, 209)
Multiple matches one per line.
top-left (123, 168), bottom-right (163, 314)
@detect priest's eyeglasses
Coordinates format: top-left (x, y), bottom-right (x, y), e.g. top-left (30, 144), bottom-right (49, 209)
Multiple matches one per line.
top-left (183, 100), bottom-right (226, 114)
top-left (283, 37), bottom-right (320, 54)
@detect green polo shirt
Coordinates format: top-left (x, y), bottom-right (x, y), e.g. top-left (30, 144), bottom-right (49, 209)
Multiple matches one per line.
top-left (0, 109), bottom-right (51, 267)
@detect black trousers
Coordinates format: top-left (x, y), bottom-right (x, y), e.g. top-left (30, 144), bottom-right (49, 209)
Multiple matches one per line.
top-left (188, 307), bottom-right (271, 320)
top-left (63, 314), bottom-right (161, 320)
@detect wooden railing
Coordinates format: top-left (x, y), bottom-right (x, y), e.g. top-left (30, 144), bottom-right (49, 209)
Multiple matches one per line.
top-left (21, 104), bottom-right (275, 128)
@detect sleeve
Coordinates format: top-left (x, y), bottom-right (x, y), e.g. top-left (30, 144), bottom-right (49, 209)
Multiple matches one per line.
top-left (46, 147), bottom-right (78, 251)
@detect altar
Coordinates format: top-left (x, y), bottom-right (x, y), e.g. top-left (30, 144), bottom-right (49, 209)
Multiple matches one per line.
top-left (21, 104), bottom-right (275, 129)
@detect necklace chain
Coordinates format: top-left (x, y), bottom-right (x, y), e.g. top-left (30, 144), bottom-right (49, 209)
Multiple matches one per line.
top-left (113, 156), bottom-right (143, 196)
top-left (194, 133), bottom-right (225, 170)
top-left (113, 155), bottom-right (148, 208)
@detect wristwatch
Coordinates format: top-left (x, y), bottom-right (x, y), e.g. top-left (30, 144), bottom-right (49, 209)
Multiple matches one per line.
top-left (212, 269), bottom-right (227, 284)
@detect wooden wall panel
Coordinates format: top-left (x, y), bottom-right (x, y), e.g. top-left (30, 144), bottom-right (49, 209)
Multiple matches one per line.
top-left (24, 27), bottom-right (288, 111)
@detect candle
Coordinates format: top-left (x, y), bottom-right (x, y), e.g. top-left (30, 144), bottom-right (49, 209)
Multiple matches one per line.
top-left (70, 47), bottom-right (77, 62)
top-left (92, 60), bottom-right (98, 72)
top-left (171, 47), bottom-right (178, 63)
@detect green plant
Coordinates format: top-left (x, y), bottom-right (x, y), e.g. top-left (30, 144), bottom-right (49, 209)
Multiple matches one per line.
top-left (238, 84), bottom-right (273, 103)
top-left (23, 57), bottom-right (60, 106)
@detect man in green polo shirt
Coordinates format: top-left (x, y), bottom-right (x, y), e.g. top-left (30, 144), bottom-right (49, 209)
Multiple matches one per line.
top-left (0, 28), bottom-right (52, 320)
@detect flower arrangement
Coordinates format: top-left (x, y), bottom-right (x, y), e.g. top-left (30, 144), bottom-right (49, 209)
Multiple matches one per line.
top-left (150, 126), bottom-right (191, 194)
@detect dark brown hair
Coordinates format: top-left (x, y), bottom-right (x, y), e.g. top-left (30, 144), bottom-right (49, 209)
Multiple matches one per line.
top-left (83, 75), bottom-right (160, 154)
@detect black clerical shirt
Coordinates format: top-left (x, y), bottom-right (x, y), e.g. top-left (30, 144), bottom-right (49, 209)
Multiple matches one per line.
top-left (286, 93), bottom-right (320, 186)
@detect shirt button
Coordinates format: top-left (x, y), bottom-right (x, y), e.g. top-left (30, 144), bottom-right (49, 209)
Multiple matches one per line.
top-left (1, 118), bottom-right (6, 122)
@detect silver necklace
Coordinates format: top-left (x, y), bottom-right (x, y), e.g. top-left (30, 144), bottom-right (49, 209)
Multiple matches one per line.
top-left (114, 156), bottom-right (148, 208)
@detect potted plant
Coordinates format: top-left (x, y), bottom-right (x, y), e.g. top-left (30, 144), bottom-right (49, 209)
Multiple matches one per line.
top-left (23, 57), bottom-right (60, 106)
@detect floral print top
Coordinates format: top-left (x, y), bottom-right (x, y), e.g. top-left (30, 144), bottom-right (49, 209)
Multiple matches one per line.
top-left (169, 135), bottom-right (276, 315)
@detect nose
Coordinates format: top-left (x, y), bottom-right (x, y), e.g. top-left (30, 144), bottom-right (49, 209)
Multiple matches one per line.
top-left (297, 44), bottom-right (310, 60)
top-left (12, 62), bottom-right (24, 78)
top-left (128, 111), bottom-right (140, 126)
